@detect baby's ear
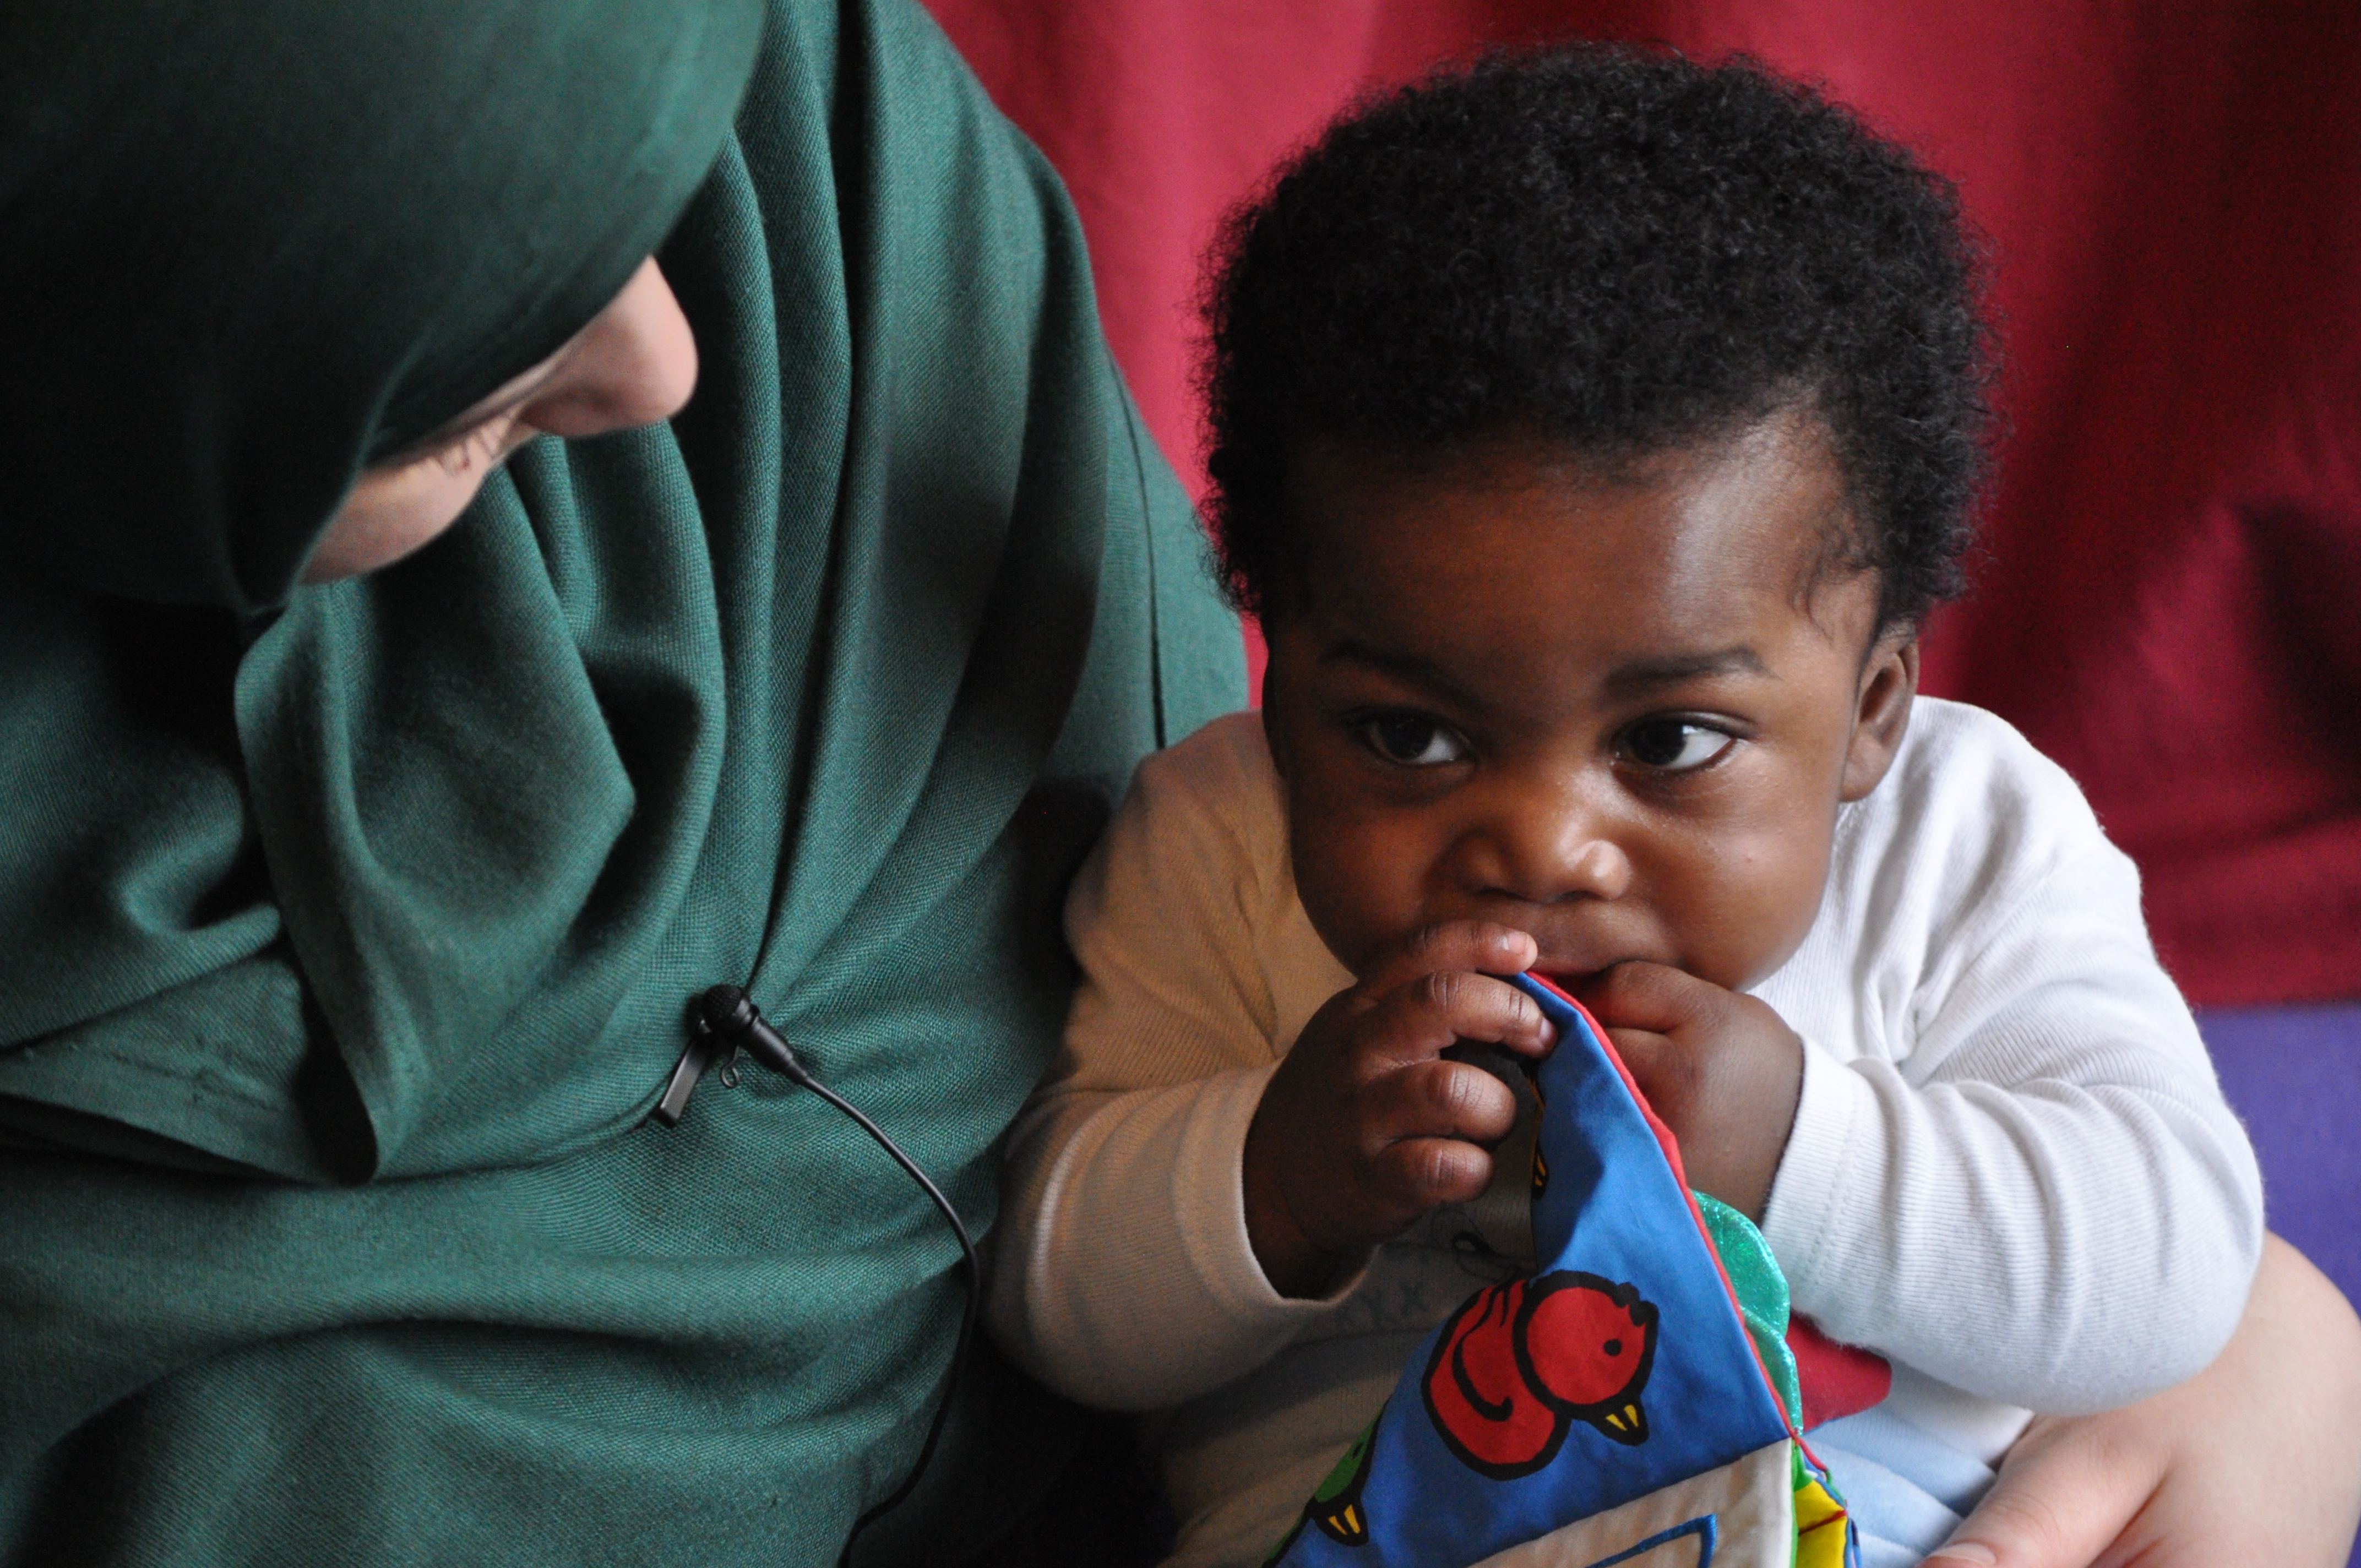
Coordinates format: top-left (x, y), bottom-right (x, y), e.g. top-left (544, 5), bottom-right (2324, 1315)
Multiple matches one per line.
top-left (1838, 633), bottom-right (1919, 802)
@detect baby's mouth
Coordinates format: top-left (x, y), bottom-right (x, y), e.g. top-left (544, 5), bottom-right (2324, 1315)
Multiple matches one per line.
top-left (1528, 948), bottom-right (1658, 990)
top-left (1452, 906), bottom-right (1659, 987)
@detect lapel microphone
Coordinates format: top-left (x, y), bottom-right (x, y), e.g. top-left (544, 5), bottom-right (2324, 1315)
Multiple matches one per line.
top-left (657, 984), bottom-right (980, 1568)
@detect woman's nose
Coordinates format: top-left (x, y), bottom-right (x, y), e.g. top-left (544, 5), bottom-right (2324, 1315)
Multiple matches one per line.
top-left (518, 257), bottom-right (699, 439)
top-left (1459, 781), bottom-right (1633, 905)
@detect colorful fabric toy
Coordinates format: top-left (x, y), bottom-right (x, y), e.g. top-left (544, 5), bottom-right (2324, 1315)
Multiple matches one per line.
top-left (1267, 974), bottom-right (1856, 1568)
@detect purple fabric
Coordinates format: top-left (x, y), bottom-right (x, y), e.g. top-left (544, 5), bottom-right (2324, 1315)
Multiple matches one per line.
top-left (2199, 1004), bottom-right (2361, 1312)
top-left (2196, 1002), bottom-right (2361, 1568)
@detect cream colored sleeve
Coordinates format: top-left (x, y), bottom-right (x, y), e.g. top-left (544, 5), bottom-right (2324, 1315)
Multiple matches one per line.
top-left (984, 715), bottom-right (1362, 1411)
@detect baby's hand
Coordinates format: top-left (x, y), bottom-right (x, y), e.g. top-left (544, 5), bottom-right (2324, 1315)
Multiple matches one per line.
top-left (1573, 962), bottom-right (1803, 1221)
top-left (1243, 922), bottom-right (1555, 1298)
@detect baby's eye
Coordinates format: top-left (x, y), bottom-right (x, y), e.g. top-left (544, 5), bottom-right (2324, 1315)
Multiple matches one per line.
top-left (1620, 719), bottom-right (1733, 771)
top-left (1358, 714), bottom-right (1468, 766)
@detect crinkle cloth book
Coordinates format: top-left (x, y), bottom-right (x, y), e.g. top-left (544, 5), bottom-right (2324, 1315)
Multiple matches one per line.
top-left (1266, 974), bottom-right (1856, 1568)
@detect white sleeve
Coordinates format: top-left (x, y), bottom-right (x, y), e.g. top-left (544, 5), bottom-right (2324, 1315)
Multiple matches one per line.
top-left (1762, 837), bottom-right (2265, 1415)
top-left (985, 721), bottom-right (1361, 1411)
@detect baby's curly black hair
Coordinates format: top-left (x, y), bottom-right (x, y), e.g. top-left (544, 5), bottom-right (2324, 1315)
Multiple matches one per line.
top-left (1200, 45), bottom-right (1993, 634)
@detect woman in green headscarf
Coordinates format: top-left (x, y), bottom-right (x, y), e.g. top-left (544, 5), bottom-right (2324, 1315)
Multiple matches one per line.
top-left (2, 0), bottom-right (1237, 1559)
top-left (1, 1), bottom-right (2355, 1566)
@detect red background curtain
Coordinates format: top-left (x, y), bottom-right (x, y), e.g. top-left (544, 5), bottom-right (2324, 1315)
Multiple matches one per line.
top-left (922, 0), bottom-right (2361, 1009)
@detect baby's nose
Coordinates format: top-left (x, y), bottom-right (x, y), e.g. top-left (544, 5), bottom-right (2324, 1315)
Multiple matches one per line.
top-left (1462, 788), bottom-right (1634, 905)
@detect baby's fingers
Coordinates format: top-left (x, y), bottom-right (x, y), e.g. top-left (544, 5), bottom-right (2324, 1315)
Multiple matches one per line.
top-left (1576, 960), bottom-right (1728, 1036)
top-left (1601, 1025), bottom-right (1692, 1109)
top-left (1369, 1135), bottom-right (1496, 1212)
top-left (1366, 1057), bottom-right (1521, 1147)
top-left (1361, 921), bottom-right (1538, 999)
top-left (1364, 968), bottom-right (1555, 1064)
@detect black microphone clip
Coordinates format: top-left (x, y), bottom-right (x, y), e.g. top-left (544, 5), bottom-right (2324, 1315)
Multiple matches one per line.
top-left (651, 984), bottom-right (812, 1125)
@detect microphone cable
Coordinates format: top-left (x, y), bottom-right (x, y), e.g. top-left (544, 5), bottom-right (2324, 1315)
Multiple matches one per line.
top-left (661, 984), bottom-right (978, 1568)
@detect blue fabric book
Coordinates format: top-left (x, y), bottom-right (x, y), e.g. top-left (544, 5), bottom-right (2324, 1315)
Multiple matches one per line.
top-left (1267, 973), bottom-right (1854, 1568)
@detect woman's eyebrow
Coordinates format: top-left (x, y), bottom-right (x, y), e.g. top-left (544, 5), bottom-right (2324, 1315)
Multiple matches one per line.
top-left (1599, 646), bottom-right (1768, 699)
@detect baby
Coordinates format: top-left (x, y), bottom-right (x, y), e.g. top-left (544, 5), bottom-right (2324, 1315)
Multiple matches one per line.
top-left (988, 46), bottom-right (2262, 1568)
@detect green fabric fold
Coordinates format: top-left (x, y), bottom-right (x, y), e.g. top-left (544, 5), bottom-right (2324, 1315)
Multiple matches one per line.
top-left (0, 0), bottom-right (1243, 1561)
top-left (1695, 1190), bottom-right (1805, 1430)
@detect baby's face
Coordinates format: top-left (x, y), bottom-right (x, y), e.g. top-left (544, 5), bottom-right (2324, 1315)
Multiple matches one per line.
top-left (1260, 411), bottom-right (1916, 992)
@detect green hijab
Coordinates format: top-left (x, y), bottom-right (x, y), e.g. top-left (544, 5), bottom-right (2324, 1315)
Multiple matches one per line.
top-left (0, 0), bottom-right (761, 612)
top-left (0, 0), bottom-right (1243, 1560)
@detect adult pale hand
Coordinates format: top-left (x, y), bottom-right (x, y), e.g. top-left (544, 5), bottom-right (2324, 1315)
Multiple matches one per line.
top-left (1927, 1234), bottom-right (2361, 1568)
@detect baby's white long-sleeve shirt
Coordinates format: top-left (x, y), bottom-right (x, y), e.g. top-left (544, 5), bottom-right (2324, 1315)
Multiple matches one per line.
top-left (988, 701), bottom-right (2262, 1567)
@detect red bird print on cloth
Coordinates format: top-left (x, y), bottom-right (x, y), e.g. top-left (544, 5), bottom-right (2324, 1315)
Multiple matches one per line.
top-left (1422, 1271), bottom-right (1660, 1479)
